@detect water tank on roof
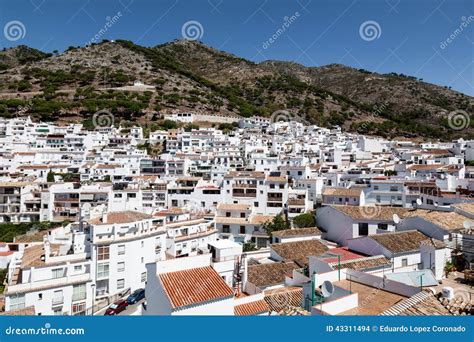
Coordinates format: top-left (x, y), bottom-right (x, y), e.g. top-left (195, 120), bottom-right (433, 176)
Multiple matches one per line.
top-left (441, 287), bottom-right (454, 300)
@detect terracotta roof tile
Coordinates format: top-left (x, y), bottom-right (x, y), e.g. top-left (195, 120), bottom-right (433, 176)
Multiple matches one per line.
top-left (271, 240), bottom-right (328, 267)
top-left (159, 266), bottom-right (233, 309)
top-left (369, 230), bottom-right (441, 254)
top-left (234, 299), bottom-right (269, 315)
top-left (272, 227), bottom-right (322, 238)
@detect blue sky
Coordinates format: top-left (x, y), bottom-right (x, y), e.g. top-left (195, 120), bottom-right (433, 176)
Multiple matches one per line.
top-left (0, 0), bottom-right (473, 95)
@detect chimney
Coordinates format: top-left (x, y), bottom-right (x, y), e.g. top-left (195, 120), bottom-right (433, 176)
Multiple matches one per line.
top-left (43, 237), bottom-right (51, 263)
top-left (242, 255), bottom-right (248, 293)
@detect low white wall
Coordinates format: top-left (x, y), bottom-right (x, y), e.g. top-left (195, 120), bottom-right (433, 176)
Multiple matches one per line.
top-left (311, 293), bottom-right (358, 315)
top-left (345, 269), bottom-right (420, 297)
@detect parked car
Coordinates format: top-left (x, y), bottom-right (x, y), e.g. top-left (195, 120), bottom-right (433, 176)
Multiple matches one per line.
top-left (104, 299), bottom-right (128, 315)
top-left (127, 288), bottom-right (145, 304)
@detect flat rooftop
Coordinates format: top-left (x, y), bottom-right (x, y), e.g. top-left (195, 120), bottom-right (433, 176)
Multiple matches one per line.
top-left (334, 280), bottom-right (407, 315)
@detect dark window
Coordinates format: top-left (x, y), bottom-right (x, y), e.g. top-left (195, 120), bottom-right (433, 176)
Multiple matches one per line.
top-left (358, 223), bottom-right (369, 236)
top-left (240, 226), bottom-right (245, 234)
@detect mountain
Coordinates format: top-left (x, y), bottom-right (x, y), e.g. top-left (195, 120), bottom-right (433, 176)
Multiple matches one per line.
top-left (0, 39), bottom-right (471, 139)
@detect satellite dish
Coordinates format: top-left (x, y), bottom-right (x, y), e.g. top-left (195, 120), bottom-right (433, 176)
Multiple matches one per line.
top-left (82, 203), bottom-right (92, 211)
top-left (320, 280), bottom-right (334, 298)
top-left (464, 221), bottom-right (472, 229)
top-left (416, 198), bottom-right (422, 206)
top-left (434, 202), bottom-right (438, 207)
top-left (393, 214), bottom-right (400, 224)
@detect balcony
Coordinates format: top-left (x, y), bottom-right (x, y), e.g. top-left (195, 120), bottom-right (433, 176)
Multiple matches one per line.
top-left (288, 199), bottom-right (305, 206)
top-left (233, 183), bottom-right (257, 189)
top-left (232, 190), bottom-right (256, 198)
top-left (6, 273), bottom-right (91, 294)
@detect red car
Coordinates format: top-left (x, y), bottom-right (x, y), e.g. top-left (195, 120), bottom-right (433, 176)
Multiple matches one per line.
top-left (104, 299), bottom-right (128, 315)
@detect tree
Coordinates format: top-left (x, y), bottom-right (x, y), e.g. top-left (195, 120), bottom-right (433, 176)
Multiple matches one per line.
top-left (47, 171), bottom-right (55, 182)
top-left (263, 214), bottom-right (290, 236)
top-left (293, 212), bottom-right (316, 228)
top-left (243, 242), bottom-right (257, 252)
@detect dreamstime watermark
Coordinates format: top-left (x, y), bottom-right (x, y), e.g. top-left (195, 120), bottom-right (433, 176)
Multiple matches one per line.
top-left (440, 15), bottom-right (474, 49)
top-left (359, 20), bottom-right (382, 41)
top-left (447, 109), bottom-right (470, 131)
top-left (358, 101), bottom-right (389, 132)
top-left (266, 289), bottom-right (293, 312)
top-left (351, 278), bottom-right (390, 314)
top-left (87, 12), bottom-right (123, 45)
top-left (262, 12), bottom-right (300, 50)
top-left (4, 20), bottom-right (26, 41)
top-left (5, 322), bottom-right (85, 336)
top-left (270, 109), bottom-right (309, 125)
top-left (183, 199), bottom-right (207, 215)
top-left (92, 109), bottom-right (114, 129)
top-left (16, 100), bottom-right (33, 115)
top-left (181, 20), bottom-right (204, 41)
top-left (358, 203), bottom-right (382, 219)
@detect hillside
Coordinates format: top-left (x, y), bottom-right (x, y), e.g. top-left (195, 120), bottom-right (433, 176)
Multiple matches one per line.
top-left (0, 39), bottom-right (471, 139)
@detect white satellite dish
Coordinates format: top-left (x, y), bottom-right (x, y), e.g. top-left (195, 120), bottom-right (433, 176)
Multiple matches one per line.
top-left (320, 280), bottom-right (334, 298)
top-left (393, 214), bottom-right (400, 224)
top-left (82, 203), bottom-right (92, 211)
top-left (416, 198), bottom-right (422, 206)
top-left (463, 220), bottom-right (472, 229)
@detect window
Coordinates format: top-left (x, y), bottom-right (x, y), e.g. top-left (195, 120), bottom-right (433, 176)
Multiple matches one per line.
top-left (141, 241), bottom-right (144, 248)
top-left (52, 268), bottom-right (64, 279)
top-left (38, 293), bottom-right (43, 300)
top-left (358, 223), bottom-right (369, 236)
top-left (52, 290), bottom-right (63, 305)
top-left (222, 225), bottom-right (230, 233)
top-left (141, 272), bottom-right (147, 282)
top-left (240, 226), bottom-right (246, 234)
top-left (72, 302), bottom-right (86, 315)
top-left (114, 193), bottom-right (122, 198)
top-left (240, 213), bottom-right (245, 218)
top-left (97, 263), bottom-right (109, 279)
top-left (74, 265), bottom-right (82, 272)
top-left (226, 212), bottom-right (231, 217)
top-left (98, 246), bottom-right (110, 260)
top-left (9, 294), bottom-right (25, 310)
top-left (378, 223), bottom-right (388, 230)
top-left (401, 258), bottom-right (408, 267)
top-left (254, 202), bottom-right (259, 207)
top-left (141, 257), bottom-right (144, 264)
top-left (117, 245), bottom-right (125, 255)
top-left (72, 284), bottom-right (86, 301)
top-left (117, 279), bottom-right (125, 290)
top-left (117, 262), bottom-right (125, 272)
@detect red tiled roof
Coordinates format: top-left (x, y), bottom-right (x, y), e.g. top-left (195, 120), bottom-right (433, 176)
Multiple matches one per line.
top-left (234, 299), bottom-right (269, 316)
top-left (321, 247), bottom-right (366, 263)
top-left (159, 266), bottom-right (233, 309)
